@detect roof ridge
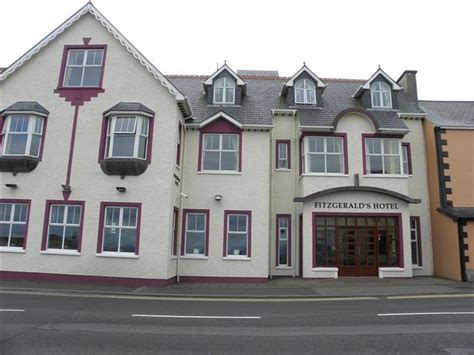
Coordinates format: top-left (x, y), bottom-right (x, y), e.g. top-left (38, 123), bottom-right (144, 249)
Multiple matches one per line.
top-left (167, 74), bottom-right (366, 82)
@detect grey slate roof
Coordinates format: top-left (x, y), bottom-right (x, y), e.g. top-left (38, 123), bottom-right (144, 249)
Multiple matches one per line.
top-left (419, 101), bottom-right (474, 127)
top-left (169, 75), bottom-right (422, 130)
top-left (2, 101), bottom-right (49, 116)
top-left (104, 102), bottom-right (154, 116)
top-left (236, 70), bottom-right (279, 77)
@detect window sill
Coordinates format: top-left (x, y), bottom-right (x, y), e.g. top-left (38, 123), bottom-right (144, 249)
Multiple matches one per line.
top-left (275, 168), bottom-right (292, 172)
top-left (56, 86), bottom-right (104, 91)
top-left (312, 267), bottom-right (338, 271)
top-left (96, 252), bottom-right (139, 259)
top-left (41, 250), bottom-right (80, 256)
top-left (197, 171), bottom-right (241, 175)
top-left (363, 174), bottom-right (409, 179)
top-left (170, 256), bottom-right (178, 260)
top-left (181, 255), bottom-right (208, 260)
top-left (276, 266), bottom-right (292, 270)
top-left (0, 247), bottom-right (26, 253)
top-left (412, 265), bottom-right (423, 270)
top-left (223, 256), bottom-right (251, 261)
top-left (301, 173), bottom-right (348, 177)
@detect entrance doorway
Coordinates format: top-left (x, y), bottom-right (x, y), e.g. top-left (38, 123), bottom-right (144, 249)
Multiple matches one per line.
top-left (313, 214), bottom-right (401, 276)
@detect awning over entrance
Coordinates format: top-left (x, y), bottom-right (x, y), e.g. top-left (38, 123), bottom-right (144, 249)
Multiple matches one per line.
top-left (293, 186), bottom-right (421, 204)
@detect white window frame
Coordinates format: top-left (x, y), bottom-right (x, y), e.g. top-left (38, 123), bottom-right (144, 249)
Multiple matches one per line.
top-left (213, 77), bottom-right (236, 104)
top-left (63, 49), bottom-right (104, 88)
top-left (365, 138), bottom-right (403, 175)
top-left (303, 136), bottom-right (345, 174)
top-left (0, 203), bottom-right (28, 250)
top-left (277, 142), bottom-right (289, 170)
top-left (102, 206), bottom-right (138, 255)
top-left (371, 81), bottom-right (392, 108)
top-left (410, 217), bottom-right (421, 266)
top-left (202, 133), bottom-right (239, 172)
top-left (225, 213), bottom-right (249, 258)
top-left (277, 216), bottom-right (289, 266)
top-left (295, 79), bottom-right (317, 105)
top-left (47, 205), bottom-right (82, 251)
top-left (106, 116), bottom-right (149, 160)
top-left (1, 115), bottom-right (43, 157)
top-left (402, 144), bottom-right (411, 175)
top-left (184, 212), bottom-right (207, 256)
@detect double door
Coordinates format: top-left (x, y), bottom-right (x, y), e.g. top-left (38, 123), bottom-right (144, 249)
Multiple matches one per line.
top-left (338, 227), bottom-right (377, 276)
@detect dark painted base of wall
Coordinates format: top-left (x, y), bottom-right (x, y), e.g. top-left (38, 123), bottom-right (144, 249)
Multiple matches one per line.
top-left (0, 271), bottom-right (176, 287)
top-left (0, 271), bottom-right (269, 286)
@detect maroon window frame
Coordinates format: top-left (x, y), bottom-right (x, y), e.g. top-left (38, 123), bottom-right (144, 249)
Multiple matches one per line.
top-left (172, 207), bottom-right (179, 256)
top-left (176, 122), bottom-right (182, 166)
top-left (97, 113), bottom-right (155, 164)
top-left (56, 44), bottom-right (107, 90)
top-left (181, 209), bottom-right (210, 256)
top-left (41, 200), bottom-right (85, 252)
top-left (312, 212), bottom-right (404, 269)
top-left (402, 142), bottom-right (413, 175)
top-left (96, 202), bottom-right (142, 255)
top-left (198, 117), bottom-right (242, 172)
top-left (299, 132), bottom-right (349, 175)
top-left (0, 198), bottom-right (31, 250)
top-left (276, 214), bottom-right (291, 266)
top-left (276, 139), bottom-right (291, 170)
top-left (361, 133), bottom-right (404, 175)
top-left (223, 210), bottom-right (252, 257)
top-left (410, 216), bottom-right (422, 266)
top-left (0, 114), bottom-right (48, 160)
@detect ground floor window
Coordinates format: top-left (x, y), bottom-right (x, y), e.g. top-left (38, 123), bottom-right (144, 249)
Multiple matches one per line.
top-left (276, 215), bottom-right (291, 266)
top-left (0, 201), bottom-right (29, 249)
top-left (410, 216), bottom-right (422, 266)
top-left (44, 202), bottom-right (84, 252)
top-left (224, 210), bottom-right (251, 257)
top-left (314, 215), bottom-right (401, 274)
top-left (182, 210), bottom-right (209, 256)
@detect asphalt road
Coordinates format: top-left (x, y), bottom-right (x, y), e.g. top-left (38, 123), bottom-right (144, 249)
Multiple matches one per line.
top-left (0, 292), bottom-right (473, 354)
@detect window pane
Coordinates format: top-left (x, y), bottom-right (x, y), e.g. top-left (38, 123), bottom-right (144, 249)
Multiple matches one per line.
top-left (372, 91), bottom-right (381, 107)
top-left (105, 207), bottom-right (120, 226)
top-left (48, 225), bottom-right (64, 249)
top-left (229, 215), bottom-right (238, 232)
top-left (221, 152), bottom-right (238, 170)
top-left (29, 135), bottom-right (41, 157)
top-left (195, 214), bottom-right (205, 231)
top-left (214, 88), bottom-right (224, 103)
top-left (224, 88), bottom-right (234, 103)
top-left (203, 151), bottom-right (220, 170)
top-left (306, 89), bottom-right (316, 104)
top-left (0, 224), bottom-right (11, 246)
top-left (64, 67), bottom-right (83, 86)
top-left (82, 67), bottom-right (101, 87)
top-left (51, 206), bottom-right (65, 224)
top-left (383, 92), bottom-right (392, 107)
top-left (222, 135), bottom-right (238, 150)
top-left (279, 239), bottom-right (288, 265)
top-left (367, 139), bottom-right (381, 154)
top-left (68, 50), bottom-right (84, 65)
top-left (384, 156), bottom-right (401, 174)
top-left (237, 215), bottom-right (247, 232)
top-left (138, 136), bottom-right (147, 159)
top-left (112, 135), bottom-right (135, 157)
top-left (186, 231), bottom-right (205, 254)
top-left (120, 229), bottom-right (136, 253)
top-left (86, 50), bottom-right (103, 65)
top-left (140, 118), bottom-right (149, 136)
top-left (204, 135), bottom-right (219, 150)
top-left (0, 204), bottom-right (12, 222)
top-left (13, 205), bottom-right (27, 222)
top-left (295, 89), bottom-right (305, 103)
top-left (5, 134), bottom-right (28, 155)
top-left (66, 206), bottom-right (81, 225)
top-left (369, 156), bottom-right (383, 174)
top-left (227, 233), bottom-right (247, 255)
top-left (64, 226), bottom-right (80, 250)
top-left (309, 154), bottom-right (325, 173)
top-left (10, 117), bottom-right (29, 132)
top-left (326, 155), bottom-right (343, 173)
top-left (315, 138), bottom-right (324, 152)
top-left (10, 224), bottom-right (25, 247)
top-left (384, 139), bottom-right (399, 154)
top-left (103, 227), bottom-right (119, 252)
top-left (278, 143), bottom-right (287, 159)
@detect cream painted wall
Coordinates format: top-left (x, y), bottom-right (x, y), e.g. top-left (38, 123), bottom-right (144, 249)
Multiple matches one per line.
top-left (179, 129), bottom-right (270, 278)
top-left (0, 14), bottom-right (183, 280)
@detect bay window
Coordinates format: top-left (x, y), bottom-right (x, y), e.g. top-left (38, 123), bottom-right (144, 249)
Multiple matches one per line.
top-left (302, 136), bottom-right (345, 174)
top-left (364, 137), bottom-right (402, 175)
top-left (1, 115), bottom-right (44, 157)
top-left (224, 210), bottom-right (251, 258)
top-left (106, 116), bottom-right (149, 159)
top-left (202, 133), bottom-right (239, 171)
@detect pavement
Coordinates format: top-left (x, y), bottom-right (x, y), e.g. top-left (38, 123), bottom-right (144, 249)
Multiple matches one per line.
top-left (1, 276), bottom-right (473, 299)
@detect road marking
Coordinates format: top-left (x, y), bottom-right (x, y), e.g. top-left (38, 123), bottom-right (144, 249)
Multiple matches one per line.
top-left (0, 290), bottom-right (378, 302)
top-left (0, 309), bottom-right (25, 312)
top-left (388, 294), bottom-right (474, 300)
top-left (132, 314), bottom-right (261, 319)
top-left (378, 312), bottom-right (474, 317)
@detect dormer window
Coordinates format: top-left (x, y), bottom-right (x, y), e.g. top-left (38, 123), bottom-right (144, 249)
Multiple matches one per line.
top-left (214, 77), bottom-right (235, 104)
top-left (371, 81), bottom-right (392, 108)
top-left (295, 79), bottom-right (316, 105)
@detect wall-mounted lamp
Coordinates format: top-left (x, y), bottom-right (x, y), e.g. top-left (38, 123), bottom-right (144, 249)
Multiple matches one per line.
top-left (5, 184), bottom-right (18, 188)
top-left (116, 186), bottom-right (126, 193)
top-left (215, 194), bottom-right (223, 201)
top-left (61, 184), bottom-right (71, 193)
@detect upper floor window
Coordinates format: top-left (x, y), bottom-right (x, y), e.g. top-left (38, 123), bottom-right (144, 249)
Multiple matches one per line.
top-left (402, 143), bottom-right (413, 175)
top-left (106, 116), bottom-right (149, 159)
top-left (64, 49), bottom-right (104, 87)
top-left (1, 115), bottom-right (44, 157)
top-left (214, 77), bottom-right (235, 104)
top-left (295, 79), bottom-right (316, 104)
top-left (276, 140), bottom-right (290, 170)
top-left (365, 137), bottom-right (402, 175)
top-left (371, 81), bottom-right (392, 108)
top-left (0, 201), bottom-right (29, 250)
top-left (176, 122), bottom-right (182, 166)
top-left (202, 133), bottom-right (239, 171)
top-left (302, 136), bottom-right (345, 174)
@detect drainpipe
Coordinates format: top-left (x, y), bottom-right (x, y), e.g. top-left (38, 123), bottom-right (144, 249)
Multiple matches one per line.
top-left (268, 127), bottom-right (274, 280)
top-left (457, 220), bottom-right (468, 282)
top-left (292, 112), bottom-right (298, 278)
top-left (175, 123), bottom-right (187, 283)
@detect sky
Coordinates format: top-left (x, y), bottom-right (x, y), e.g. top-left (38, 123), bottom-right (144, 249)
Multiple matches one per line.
top-left (1, 0), bottom-right (473, 101)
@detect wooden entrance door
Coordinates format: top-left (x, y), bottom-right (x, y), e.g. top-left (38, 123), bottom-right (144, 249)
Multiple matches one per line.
top-left (338, 227), bottom-right (378, 276)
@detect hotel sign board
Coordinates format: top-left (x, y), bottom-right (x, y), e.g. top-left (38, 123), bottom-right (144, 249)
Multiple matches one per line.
top-left (314, 202), bottom-right (399, 210)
